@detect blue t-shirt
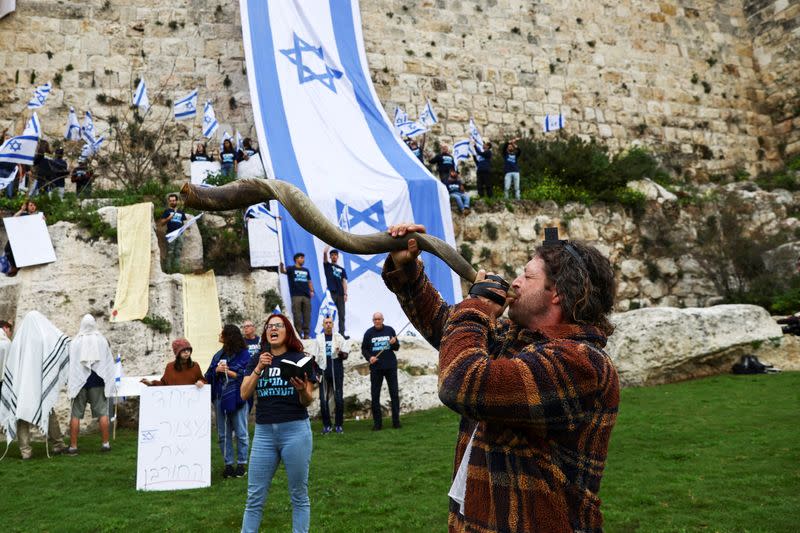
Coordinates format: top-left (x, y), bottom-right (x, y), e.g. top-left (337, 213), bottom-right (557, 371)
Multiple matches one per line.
top-left (245, 350), bottom-right (314, 424)
top-left (503, 148), bottom-right (520, 173)
top-left (220, 150), bottom-right (236, 166)
top-left (474, 148), bottom-right (492, 171)
top-left (245, 336), bottom-right (261, 358)
top-left (324, 262), bottom-right (347, 295)
top-left (84, 370), bottom-right (105, 389)
top-left (430, 153), bottom-right (456, 179)
top-left (286, 266), bottom-right (311, 297)
top-left (161, 209), bottom-right (186, 233)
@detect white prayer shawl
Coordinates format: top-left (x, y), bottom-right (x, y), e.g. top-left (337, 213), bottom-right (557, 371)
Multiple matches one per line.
top-left (0, 311), bottom-right (70, 441)
top-left (310, 332), bottom-right (350, 372)
top-left (0, 328), bottom-right (10, 384)
top-left (67, 315), bottom-right (115, 399)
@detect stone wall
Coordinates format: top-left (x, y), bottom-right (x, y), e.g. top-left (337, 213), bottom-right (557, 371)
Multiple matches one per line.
top-left (0, 0), bottom-right (797, 180)
top-left (744, 0), bottom-right (800, 156)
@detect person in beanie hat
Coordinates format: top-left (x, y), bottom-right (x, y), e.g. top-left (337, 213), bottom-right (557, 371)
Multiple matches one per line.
top-left (141, 338), bottom-right (206, 387)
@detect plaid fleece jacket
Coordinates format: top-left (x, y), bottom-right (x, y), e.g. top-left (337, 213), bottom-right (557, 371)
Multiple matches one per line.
top-left (383, 258), bottom-right (619, 533)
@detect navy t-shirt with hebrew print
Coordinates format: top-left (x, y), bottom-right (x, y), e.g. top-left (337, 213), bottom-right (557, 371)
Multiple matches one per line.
top-left (286, 266), bottom-right (311, 297)
top-left (245, 351), bottom-right (314, 424)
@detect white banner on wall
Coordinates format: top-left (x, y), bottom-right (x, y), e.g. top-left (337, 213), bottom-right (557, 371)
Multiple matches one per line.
top-left (136, 385), bottom-right (211, 491)
top-left (237, 154), bottom-right (269, 179)
top-left (3, 213), bottom-right (56, 268)
top-left (190, 161), bottom-right (222, 186)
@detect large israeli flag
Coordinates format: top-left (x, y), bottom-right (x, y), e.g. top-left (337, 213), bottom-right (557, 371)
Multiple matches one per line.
top-left (174, 89), bottom-right (198, 120)
top-left (240, 0), bottom-right (461, 338)
top-left (0, 112), bottom-right (40, 165)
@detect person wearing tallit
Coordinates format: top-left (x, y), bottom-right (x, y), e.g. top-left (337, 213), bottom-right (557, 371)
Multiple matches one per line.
top-left (0, 320), bottom-right (12, 397)
top-left (66, 314), bottom-right (116, 455)
top-left (0, 311), bottom-right (69, 460)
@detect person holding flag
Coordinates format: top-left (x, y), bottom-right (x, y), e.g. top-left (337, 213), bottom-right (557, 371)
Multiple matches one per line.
top-left (311, 315), bottom-right (349, 434)
top-left (472, 140), bottom-right (493, 197)
top-left (502, 138), bottom-right (522, 200)
top-left (157, 193), bottom-right (186, 273)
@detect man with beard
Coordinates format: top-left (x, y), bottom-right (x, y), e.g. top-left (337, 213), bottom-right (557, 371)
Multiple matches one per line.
top-left (381, 224), bottom-right (619, 533)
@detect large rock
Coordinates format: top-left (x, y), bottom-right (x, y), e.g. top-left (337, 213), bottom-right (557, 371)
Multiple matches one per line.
top-left (606, 305), bottom-right (783, 386)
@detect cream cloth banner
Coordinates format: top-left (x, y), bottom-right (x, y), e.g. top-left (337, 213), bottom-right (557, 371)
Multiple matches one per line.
top-left (181, 271), bottom-right (222, 370)
top-left (111, 203), bottom-right (152, 322)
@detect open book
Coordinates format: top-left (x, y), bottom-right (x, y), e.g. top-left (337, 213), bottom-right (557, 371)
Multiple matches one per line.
top-left (280, 355), bottom-right (314, 382)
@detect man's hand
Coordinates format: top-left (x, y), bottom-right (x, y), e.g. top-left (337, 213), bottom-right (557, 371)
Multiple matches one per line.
top-left (387, 223), bottom-right (427, 268)
top-left (389, 337), bottom-right (397, 344)
top-left (369, 356), bottom-right (378, 365)
top-left (469, 269), bottom-right (510, 319)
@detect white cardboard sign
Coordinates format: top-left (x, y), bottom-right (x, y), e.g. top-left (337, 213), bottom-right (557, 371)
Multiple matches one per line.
top-left (3, 213), bottom-right (56, 267)
top-left (237, 154), bottom-right (268, 179)
top-left (248, 218), bottom-right (281, 267)
top-left (190, 161), bottom-right (221, 186)
top-left (136, 385), bottom-right (211, 491)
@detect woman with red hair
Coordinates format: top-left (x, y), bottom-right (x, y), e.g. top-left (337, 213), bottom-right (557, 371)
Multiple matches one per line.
top-left (240, 313), bottom-right (315, 533)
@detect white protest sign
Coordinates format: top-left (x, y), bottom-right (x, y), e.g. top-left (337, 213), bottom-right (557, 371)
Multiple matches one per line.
top-left (190, 161), bottom-right (221, 186)
top-left (3, 213), bottom-right (56, 267)
top-left (108, 375), bottom-right (160, 398)
top-left (237, 154), bottom-right (268, 179)
top-left (248, 217), bottom-right (281, 267)
top-left (136, 385), bottom-right (211, 491)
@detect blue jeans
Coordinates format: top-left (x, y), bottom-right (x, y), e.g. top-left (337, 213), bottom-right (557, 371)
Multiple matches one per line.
top-left (504, 172), bottom-right (520, 199)
top-left (241, 419), bottom-right (312, 533)
top-left (215, 399), bottom-right (249, 466)
top-left (450, 192), bottom-right (470, 212)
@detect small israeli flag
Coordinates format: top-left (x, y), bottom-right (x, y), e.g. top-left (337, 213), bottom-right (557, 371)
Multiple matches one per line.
top-left (202, 101), bottom-right (218, 138)
top-left (235, 131), bottom-right (244, 152)
top-left (80, 135), bottom-right (105, 158)
top-left (544, 113), bottom-right (565, 133)
top-left (245, 202), bottom-right (279, 235)
top-left (27, 82), bottom-right (52, 109)
top-left (0, 112), bottom-right (41, 165)
top-left (314, 290), bottom-right (339, 335)
top-left (393, 106), bottom-right (408, 129)
top-left (166, 212), bottom-right (203, 243)
top-left (272, 304), bottom-right (282, 315)
top-left (469, 118), bottom-right (484, 152)
top-left (418, 99), bottom-right (438, 127)
top-left (113, 353), bottom-right (123, 399)
top-left (0, 166), bottom-right (18, 190)
top-left (64, 107), bottom-right (81, 141)
top-left (132, 77), bottom-right (150, 111)
top-left (174, 89), bottom-right (198, 120)
top-left (398, 120), bottom-right (427, 138)
top-left (81, 111), bottom-right (96, 144)
top-left (453, 139), bottom-right (472, 162)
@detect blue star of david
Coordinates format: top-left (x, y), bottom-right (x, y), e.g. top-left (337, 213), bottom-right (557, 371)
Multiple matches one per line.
top-left (85, 124), bottom-right (93, 132)
top-left (37, 94), bottom-right (45, 104)
top-left (280, 33), bottom-right (343, 93)
top-left (186, 101), bottom-right (194, 110)
top-left (8, 140), bottom-right (21, 152)
top-left (335, 200), bottom-right (387, 281)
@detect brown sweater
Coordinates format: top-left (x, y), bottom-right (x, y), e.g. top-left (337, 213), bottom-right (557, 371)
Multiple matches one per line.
top-left (150, 361), bottom-right (206, 386)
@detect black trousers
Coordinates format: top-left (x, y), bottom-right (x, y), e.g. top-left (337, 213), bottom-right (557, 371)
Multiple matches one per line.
top-left (331, 290), bottom-right (346, 335)
top-left (477, 169), bottom-right (493, 197)
top-left (370, 366), bottom-right (400, 428)
top-left (320, 358), bottom-right (345, 427)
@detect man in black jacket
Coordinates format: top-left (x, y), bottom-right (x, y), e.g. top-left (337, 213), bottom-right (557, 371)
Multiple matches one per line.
top-left (361, 312), bottom-right (401, 430)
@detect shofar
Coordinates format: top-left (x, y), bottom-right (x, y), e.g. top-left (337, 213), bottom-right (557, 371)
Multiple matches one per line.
top-left (181, 179), bottom-right (480, 284)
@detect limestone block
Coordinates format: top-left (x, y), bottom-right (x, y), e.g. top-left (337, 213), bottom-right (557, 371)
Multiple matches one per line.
top-left (606, 305), bottom-right (782, 386)
top-left (598, 124), bottom-right (613, 137)
top-left (566, 217), bottom-right (600, 240)
top-left (655, 257), bottom-right (679, 277)
top-left (620, 259), bottom-right (645, 280)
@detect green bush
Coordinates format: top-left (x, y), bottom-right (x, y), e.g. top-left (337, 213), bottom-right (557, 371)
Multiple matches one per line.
top-left (140, 315), bottom-right (172, 334)
top-left (755, 172), bottom-right (799, 191)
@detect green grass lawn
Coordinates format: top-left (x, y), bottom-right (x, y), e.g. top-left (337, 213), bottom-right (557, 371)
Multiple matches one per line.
top-left (0, 373), bottom-right (797, 532)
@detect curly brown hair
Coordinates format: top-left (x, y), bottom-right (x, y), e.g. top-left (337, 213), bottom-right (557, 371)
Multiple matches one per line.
top-left (535, 241), bottom-right (616, 336)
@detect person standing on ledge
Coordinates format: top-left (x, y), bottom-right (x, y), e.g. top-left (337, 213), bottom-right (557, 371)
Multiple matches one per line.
top-left (323, 246), bottom-right (348, 336)
top-left (361, 312), bottom-right (401, 430)
top-left (382, 223), bottom-right (619, 533)
top-left (280, 253), bottom-right (315, 339)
